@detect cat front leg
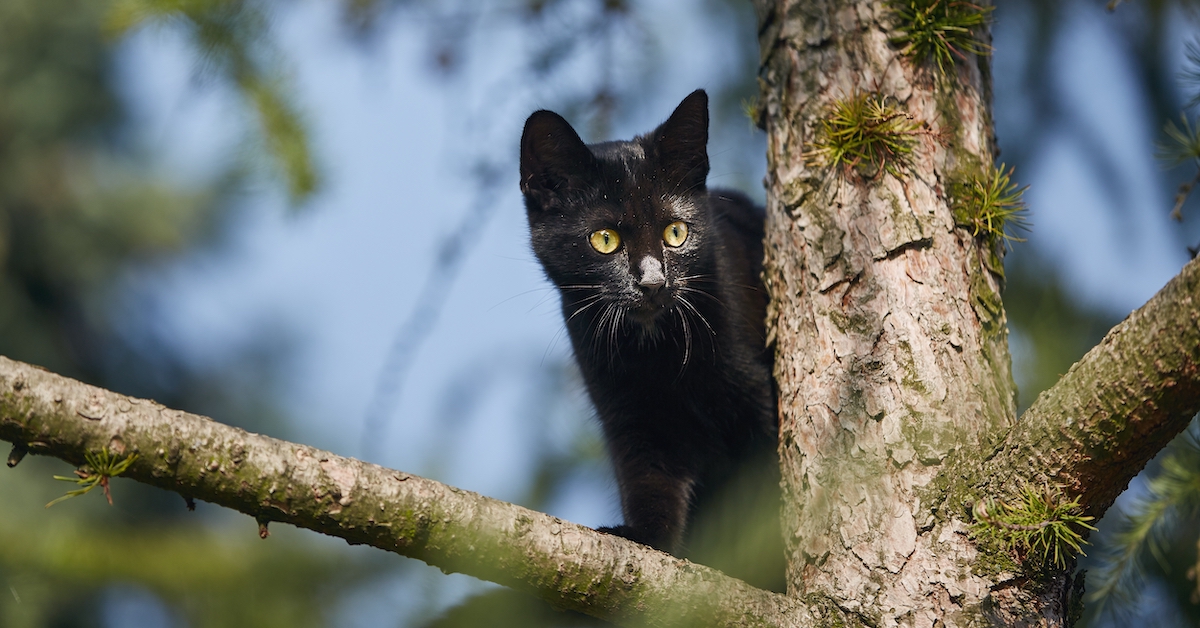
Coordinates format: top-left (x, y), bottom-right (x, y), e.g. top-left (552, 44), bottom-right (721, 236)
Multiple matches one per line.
top-left (598, 455), bottom-right (694, 553)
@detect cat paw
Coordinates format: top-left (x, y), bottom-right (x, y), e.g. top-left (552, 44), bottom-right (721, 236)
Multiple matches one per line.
top-left (596, 524), bottom-right (632, 538)
top-left (595, 525), bottom-right (657, 549)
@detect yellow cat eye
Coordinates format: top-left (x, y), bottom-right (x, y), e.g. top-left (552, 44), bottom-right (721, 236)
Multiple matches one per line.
top-left (663, 221), bottom-right (689, 247)
top-left (589, 229), bottom-right (621, 254)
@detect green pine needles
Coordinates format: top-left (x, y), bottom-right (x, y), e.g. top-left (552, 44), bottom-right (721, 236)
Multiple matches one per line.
top-left (1085, 425), bottom-right (1200, 621)
top-left (950, 162), bottom-right (1029, 251)
top-left (1160, 114), bottom-right (1200, 168)
top-left (46, 449), bottom-right (139, 508)
top-left (806, 92), bottom-right (922, 179)
top-left (1159, 114), bottom-right (1200, 221)
top-left (972, 484), bottom-right (1097, 570)
top-left (889, 0), bottom-right (994, 75)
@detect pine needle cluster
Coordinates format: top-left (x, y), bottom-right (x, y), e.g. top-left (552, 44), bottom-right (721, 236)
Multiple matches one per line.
top-left (950, 162), bottom-right (1029, 251)
top-left (805, 92), bottom-right (921, 179)
top-left (1161, 39), bottom-right (1200, 254)
top-left (46, 449), bottom-right (140, 508)
top-left (888, 0), bottom-right (993, 75)
top-left (1086, 425), bottom-right (1200, 622)
top-left (1159, 114), bottom-right (1200, 221)
top-left (972, 484), bottom-right (1096, 570)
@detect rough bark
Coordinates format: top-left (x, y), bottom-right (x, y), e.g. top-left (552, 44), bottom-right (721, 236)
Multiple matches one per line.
top-left (976, 256), bottom-right (1200, 514)
top-left (752, 0), bottom-right (1200, 625)
top-left (0, 355), bottom-right (799, 628)
top-left (753, 0), bottom-right (1039, 625)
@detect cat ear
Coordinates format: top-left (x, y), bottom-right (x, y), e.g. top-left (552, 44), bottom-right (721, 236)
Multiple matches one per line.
top-left (520, 110), bottom-right (597, 205)
top-left (652, 89), bottom-right (709, 194)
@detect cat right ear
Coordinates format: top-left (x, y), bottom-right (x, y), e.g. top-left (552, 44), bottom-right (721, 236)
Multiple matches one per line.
top-left (520, 110), bottom-right (597, 205)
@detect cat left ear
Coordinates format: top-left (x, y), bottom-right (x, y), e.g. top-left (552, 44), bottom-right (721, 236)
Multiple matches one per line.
top-left (652, 89), bottom-right (709, 193)
top-left (520, 110), bottom-right (598, 207)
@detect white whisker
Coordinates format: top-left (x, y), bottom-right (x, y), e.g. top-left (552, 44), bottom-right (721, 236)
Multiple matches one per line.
top-left (676, 307), bottom-right (692, 370)
top-left (566, 293), bottom-right (605, 322)
top-left (677, 296), bottom-right (715, 337)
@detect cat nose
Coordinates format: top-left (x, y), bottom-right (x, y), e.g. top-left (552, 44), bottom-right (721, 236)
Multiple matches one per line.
top-left (638, 256), bottom-right (666, 291)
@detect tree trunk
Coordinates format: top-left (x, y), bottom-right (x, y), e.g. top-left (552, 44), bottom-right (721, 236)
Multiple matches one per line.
top-left (754, 0), bottom-right (1063, 624)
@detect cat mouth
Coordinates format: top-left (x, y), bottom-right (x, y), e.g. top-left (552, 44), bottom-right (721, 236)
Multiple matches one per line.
top-left (628, 294), bottom-right (674, 326)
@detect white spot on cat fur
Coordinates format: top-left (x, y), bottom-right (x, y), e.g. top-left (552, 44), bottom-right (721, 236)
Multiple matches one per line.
top-left (639, 256), bottom-right (666, 289)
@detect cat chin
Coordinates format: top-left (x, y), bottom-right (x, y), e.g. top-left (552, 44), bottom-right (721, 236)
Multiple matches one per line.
top-left (627, 302), bottom-right (670, 329)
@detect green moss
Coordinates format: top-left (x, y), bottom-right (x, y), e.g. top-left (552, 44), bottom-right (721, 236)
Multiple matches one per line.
top-left (827, 309), bottom-right (877, 337)
top-left (970, 523), bottom-right (1024, 577)
top-left (934, 84), bottom-right (964, 142)
top-left (512, 513), bottom-right (533, 538)
top-left (819, 224), bottom-right (846, 264)
top-left (802, 593), bottom-right (858, 627)
top-left (885, 188), bottom-right (905, 217)
top-left (900, 409), bottom-right (966, 466)
top-left (977, 340), bottom-right (1017, 436)
top-left (881, 187), bottom-right (929, 245)
top-left (897, 340), bottom-right (930, 395)
top-left (969, 264), bottom-right (1004, 338)
top-left (0, 390), bottom-right (35, 420)
top-left (782, 177), bottom-right (816, 211)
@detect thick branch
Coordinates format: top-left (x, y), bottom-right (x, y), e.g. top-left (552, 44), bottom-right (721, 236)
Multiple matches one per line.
top-left (979, 256), bottom-right (1200, 515)
top-left (0, 355), bottom-right (802, 628)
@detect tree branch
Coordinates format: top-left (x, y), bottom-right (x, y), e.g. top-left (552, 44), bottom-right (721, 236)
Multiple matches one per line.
top-left (979, 256), bottom-right (1200, 515)
top-left (0, 355), bottom-right (800, 627)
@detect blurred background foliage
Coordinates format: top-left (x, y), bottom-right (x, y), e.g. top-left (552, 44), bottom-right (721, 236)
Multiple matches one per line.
top-left (1, 0), bottom-right (1199, 626)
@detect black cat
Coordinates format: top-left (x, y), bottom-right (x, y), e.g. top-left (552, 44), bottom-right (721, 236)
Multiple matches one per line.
top-left (519, 90), bottom-right (780, 580)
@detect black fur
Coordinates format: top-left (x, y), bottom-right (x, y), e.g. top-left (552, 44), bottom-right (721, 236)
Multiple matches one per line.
top-left (519, 90), bottom-right (779, 565)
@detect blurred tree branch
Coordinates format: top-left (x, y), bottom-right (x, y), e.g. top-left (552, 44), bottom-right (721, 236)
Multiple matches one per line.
top-left (0, 355), bottom-right (797, 628)
top-left (108, 0), bottom-right (317, 202)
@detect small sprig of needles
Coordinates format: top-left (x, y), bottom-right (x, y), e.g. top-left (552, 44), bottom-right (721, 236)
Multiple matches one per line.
top-left (972, 484), bottom-right (1096, 570)
top-left (46, 449), bottom-right (139, 508)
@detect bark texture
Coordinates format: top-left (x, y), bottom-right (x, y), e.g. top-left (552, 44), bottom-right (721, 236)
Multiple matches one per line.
top-left (753, 0), bottom-right (1200, 625)
top-left (0, 356), bottom-right (799, 628)
top-left (754, 0), bottom-right (1033, 625)
top-left (977, 256), bottom-right (1200, 513)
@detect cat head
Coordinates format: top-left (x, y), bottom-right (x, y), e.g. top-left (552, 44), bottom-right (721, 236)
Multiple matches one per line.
top-left (519, 90), bottom-right (716, 336)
